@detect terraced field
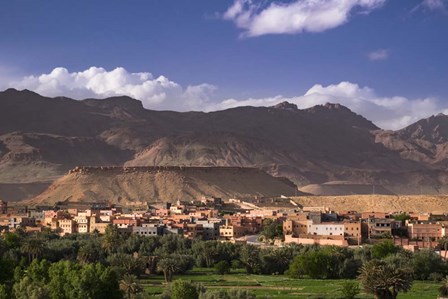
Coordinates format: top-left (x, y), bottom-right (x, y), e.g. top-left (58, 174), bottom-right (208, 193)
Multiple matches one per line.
top-left (139, 268), bottom-right (440, 298)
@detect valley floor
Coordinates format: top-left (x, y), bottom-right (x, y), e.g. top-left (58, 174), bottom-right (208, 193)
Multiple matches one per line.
top-left (140, 268), bottom-right (440, 298)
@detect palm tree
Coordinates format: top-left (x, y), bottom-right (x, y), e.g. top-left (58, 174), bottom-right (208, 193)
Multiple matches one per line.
top-left (21, 238), bottom-right (45, 263)
top-left (77, 242), bottom-right (100, 264)
top-left (119, 274), bottom-right (142, 299)
top-left (439, 277), bottom-right (448, 298)
top-left (102, 225), bottom-right (121, 254)
top-left (358, 259), bottom-right (413, 299)
top-left (157, 258), bottom-right (179, 282)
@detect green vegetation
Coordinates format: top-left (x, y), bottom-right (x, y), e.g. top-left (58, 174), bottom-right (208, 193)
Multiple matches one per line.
top-left (1, 228), bottom-right (448, 298)
top-left (340, 281), bottom-right (360, 299)
top-left (140, 268), bottom-right (441, 298)
top-left (260, 219), bottom-right (283, 241)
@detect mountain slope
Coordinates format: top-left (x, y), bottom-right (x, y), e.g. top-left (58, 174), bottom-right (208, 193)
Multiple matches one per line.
top-left (1, 89), bottom-right (448, 200)
top-left (375, 114), bottom-right (448, 166)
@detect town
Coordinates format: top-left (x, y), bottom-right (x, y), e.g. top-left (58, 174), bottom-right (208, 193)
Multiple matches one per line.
top-left (1, 196), bottom-right (447, 254)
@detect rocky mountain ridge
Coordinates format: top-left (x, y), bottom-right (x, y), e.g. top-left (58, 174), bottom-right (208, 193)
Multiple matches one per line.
top-left (1, 89), bottom-right (447, 201)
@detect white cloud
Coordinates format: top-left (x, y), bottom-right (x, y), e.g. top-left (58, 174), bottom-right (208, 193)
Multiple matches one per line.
top-left (412, 0), bottom-right (447, 13)
top-left (223, 0), bottom-right (386, 37)
top-left (211, 82), bottom-right (447, 130)
top-left (422, 0), bottom-right (447, 10)
top-left (368, 49), bottom-right (389, 61)
top-left (6, 67), bottom-right (216, 111)
top-left (4, 67), bottom-right (448, 130)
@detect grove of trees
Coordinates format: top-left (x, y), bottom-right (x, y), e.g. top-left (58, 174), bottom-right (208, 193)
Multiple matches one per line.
top-left (1, 226), bottom-right (448, 298)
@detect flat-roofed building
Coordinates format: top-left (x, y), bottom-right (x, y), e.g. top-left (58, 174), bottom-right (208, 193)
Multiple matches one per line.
top-left (59, 219), bottom-right (76, 235)
top-left (74, 216), bottom-right (90, 233)
top-left (283, 219), bottom-right (312, 236)
top-left (133, 224), bottom-right (164, 236)
top-left (89, 217), bottom-right (110, 234)
top-left (9, 216), bottom-right (35, 229)
top-left (310, 222), bottom-right (344, 236)
top-left (219, 224), bottom-right (245, 240)
top-left (196, 220), bottom-right (220, 240)
top-left (366, 218), bottom-right (400, 238)
top-left (407, 221), bottom-right (443, 241)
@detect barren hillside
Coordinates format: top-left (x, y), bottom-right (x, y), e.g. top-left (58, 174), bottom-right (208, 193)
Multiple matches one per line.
top-left (29, 166), bottom-right (298, 205)
top-left (292, 195), bottom-right (448, 213)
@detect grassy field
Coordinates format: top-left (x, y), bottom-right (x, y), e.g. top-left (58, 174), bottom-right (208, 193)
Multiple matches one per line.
top-left (139, 268), bottom-right (441, 298)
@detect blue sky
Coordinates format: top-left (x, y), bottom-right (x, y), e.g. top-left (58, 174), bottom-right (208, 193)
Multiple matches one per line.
top-left (0, 0), bottom-right (447, 129)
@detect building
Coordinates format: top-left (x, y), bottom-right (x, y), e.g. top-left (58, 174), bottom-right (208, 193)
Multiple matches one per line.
top-left (133, 224), bottom-right (164, 236)
top-left (283, 219), bottom-right (311, 236)
top-left (9, 216), bottom-right (35, 229)
top-left (184, 223), bottom-right (204, 239)
top-left (219, 224), bottom-right (245, 240)
top-left (196, 220), bottom-right (221, 240)
top-left (309, 222), bottom-right (344, 236)
top-left (407, 221), bottom-right (443, 241)
top-left (226, 216), bottom-right (263, 234)
top-left (344, 221), bottom-right (364, 245)
top-left (73, 216), bottom-right (90, 233)
top-left (58, 219), bottom-right (76, 235)
top-left (112, 218), bottom-right (140, 229)
top-left (366, 218), bottom-right (400, 238)
top-left (89, 217), bottom-right (110, 234)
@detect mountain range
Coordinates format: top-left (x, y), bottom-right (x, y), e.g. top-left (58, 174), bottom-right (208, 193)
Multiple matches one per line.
top-left (1, 88), bottom-right (448, 202)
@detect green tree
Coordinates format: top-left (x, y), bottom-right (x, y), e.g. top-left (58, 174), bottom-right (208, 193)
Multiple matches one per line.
top-left (412, 249), bottom-right (447, 280)
top-left (358, 259), bottom-right (413, 299)
top-left (371, 240), bottom-right (399, 259)
top-left (4, 232), bottom-right (21, 249)
top-left (170, 280), bottom-right (198, 299)
top-left (392, 213), bottom-right (410, 225)
top-left (0, 284), bottom-right (9, 299)
top-left (75, 263), bottom-right (121, 299)
top-left (119, 274), bottom-right (143, 299)
top-left (259, 247), bottom-right (293, 275)
top-left (192, 241), bottom-right (218, 268)
top-left (13, 276), bottom-right (49, 299)
top-left (157, 258), bottom-right (179, 282)
top-left (214, 261), bottom-right (230, 275)
top-left (77, 241), bottom-right (102, 264)
top-left (102, 225), bottom-right (122, 255)
top-left (0, 258), bottom-right (15, 284)
top-left (287, 249), bottom-right (334, 279)
top-left (260, 219), bottom-right (283, 241)
top-left (439, 277), bottom-right (448, 297)
top-left (239, 245), bottom-right (261, 274)
top-left (27, 259), bottom-right (50, 283)
top-left (21, 237), bottom-right (45, 263)
top-left (107, 253), bottom-right (145, 277)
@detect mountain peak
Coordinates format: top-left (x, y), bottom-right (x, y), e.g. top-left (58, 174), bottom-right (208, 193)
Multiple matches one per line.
top-left (398, 112), bottom-right (448, 143)
top-left (1, 88), bottom-right (40, 97)
top-left (82, 96), bottom-right (144, 110)
top-left (273, 101), bottom-right (298, 111)
top-left (322, 102), bottom-right (351, 111)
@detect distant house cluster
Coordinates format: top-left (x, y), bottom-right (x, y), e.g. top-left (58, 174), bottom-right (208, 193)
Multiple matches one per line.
top-left (1, 197), bottom-right (448, 254)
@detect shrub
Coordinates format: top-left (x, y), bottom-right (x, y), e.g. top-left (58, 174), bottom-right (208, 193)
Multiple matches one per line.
top-left (340, 281), bottom-right (360, 299)
top-left (214, 261), bottom-right (230, 275)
